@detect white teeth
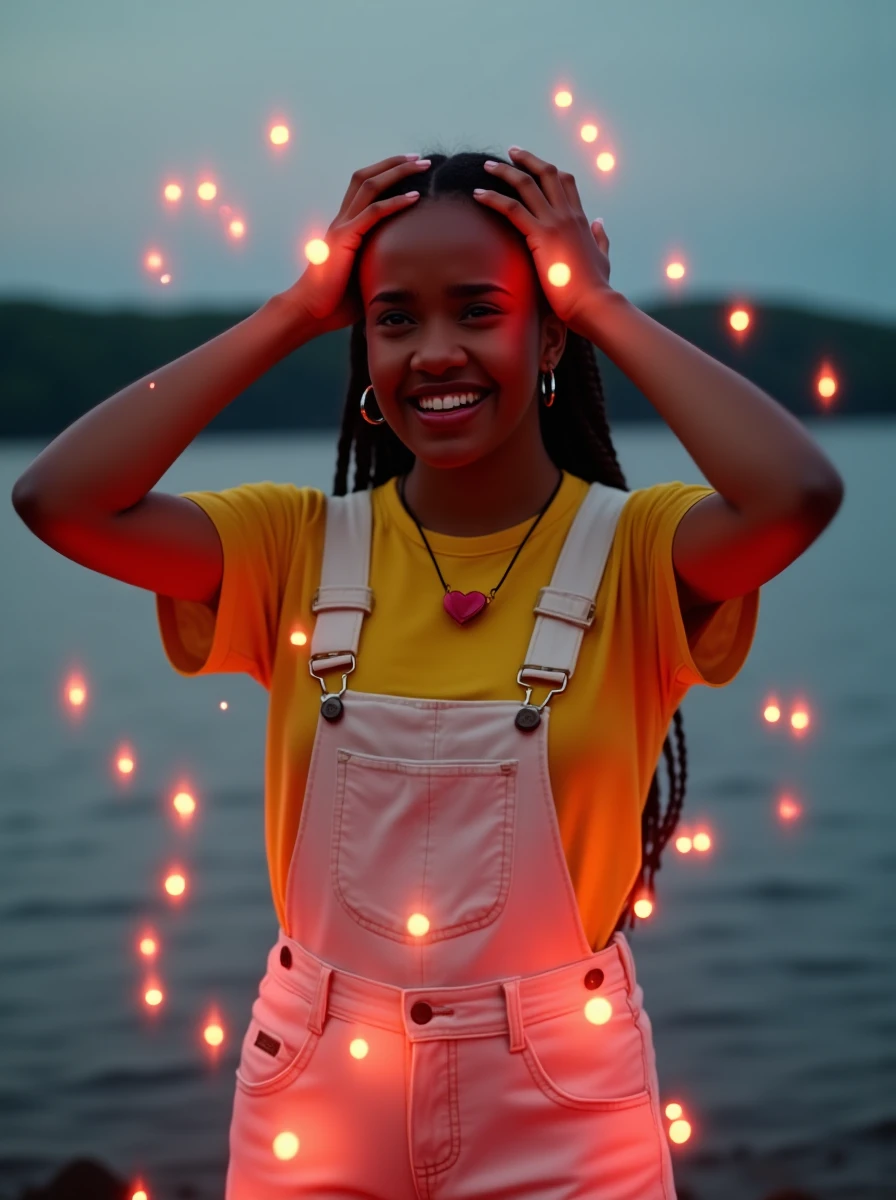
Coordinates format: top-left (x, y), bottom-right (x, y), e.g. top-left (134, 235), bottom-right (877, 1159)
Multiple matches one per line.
top-left (417, 391), bottom-right (487, 411)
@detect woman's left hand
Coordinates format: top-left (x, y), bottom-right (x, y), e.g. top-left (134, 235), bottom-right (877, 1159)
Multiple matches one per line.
top-left (473, 147), bottom-right (615, 339)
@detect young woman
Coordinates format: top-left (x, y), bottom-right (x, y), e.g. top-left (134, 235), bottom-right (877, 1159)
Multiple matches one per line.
top-left (13, 147), bottom-right (844, 1198)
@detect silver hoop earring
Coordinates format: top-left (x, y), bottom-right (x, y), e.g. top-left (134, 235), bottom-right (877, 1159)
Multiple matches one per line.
top-left (359, 384), bottom-right (385, 425)
top-left (541, 368), bottom-right (557, 407)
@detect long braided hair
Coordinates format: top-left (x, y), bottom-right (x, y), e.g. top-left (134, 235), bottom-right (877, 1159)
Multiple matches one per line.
top-left (330, 148), bottom-right (687, 935)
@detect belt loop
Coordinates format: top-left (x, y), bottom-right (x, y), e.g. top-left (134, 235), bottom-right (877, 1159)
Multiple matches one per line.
top-left (308, 963), bottom-right (333, 1036)
top-left (502, 978), bottom-right (525, 1053)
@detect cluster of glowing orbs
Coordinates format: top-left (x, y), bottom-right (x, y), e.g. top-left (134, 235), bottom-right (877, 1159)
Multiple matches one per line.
top-left (407, 912), bottom-right (430, 936)
top-left (197, 180), bottom-right (217, 202)
top-left (163, 183), bottom-right (182, 203)
top-left (762, 697), bottom-right (812, 734)
top-left (269, 124), bottom-right (290, 146)
top-left (349, 1038), bottom-right (369, 1059)
top-left (546, 261), bottom-right (572, 288)
top-left (304, 238), bottom-right (330, 266)
top-left (273, 1131), bottom-right (300, 1159)
top-left (580, 123), bottom-right (599, 143)
top-left (583, 996), bottom-right (612, 1025)
top-left (675, 830), bottom-right (712, 855)
top-left (164, 871), bottom-right (187, 898)
top-left (663, 1100), bottom-right (692, 1144)
top-left (553, 89), bottom-right (574, 108)
top-left (172, 789), bottom-right (196, 820)
top-left (290, 628), bottom-right (308, 647)
top-left (633, 895), bottom-right (654, 920)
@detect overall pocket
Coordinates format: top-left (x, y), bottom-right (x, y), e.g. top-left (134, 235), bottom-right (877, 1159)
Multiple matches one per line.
top-left (331, 750), bottom-right (517, 942)
top-left (521, 990), bottom-right (651, 1111)
top-left (234, 975), bottom-right (322, 1098)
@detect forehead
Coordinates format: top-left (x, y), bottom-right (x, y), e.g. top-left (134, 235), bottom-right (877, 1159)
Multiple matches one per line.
top-left (358, 200), bottom-right (532, 301)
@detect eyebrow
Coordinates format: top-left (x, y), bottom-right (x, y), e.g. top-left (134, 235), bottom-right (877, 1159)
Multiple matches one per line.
top-left (369, 282), bottom-right (512, 306)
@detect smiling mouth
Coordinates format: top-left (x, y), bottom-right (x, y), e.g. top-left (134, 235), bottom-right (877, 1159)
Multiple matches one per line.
top-left (408, 391), bottom-right (492, 412)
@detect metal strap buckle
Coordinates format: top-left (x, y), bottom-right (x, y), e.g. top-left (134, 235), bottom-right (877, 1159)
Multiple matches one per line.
top-left (308, 650), bottom-right (356, 698)
top-left (516, 664), bottom-right (570, 712)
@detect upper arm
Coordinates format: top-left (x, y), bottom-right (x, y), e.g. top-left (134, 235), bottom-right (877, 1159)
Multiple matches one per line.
top-left (672, 488), bottom-right (843, 612)
top-left (13, 490), bottom-right (224, 608)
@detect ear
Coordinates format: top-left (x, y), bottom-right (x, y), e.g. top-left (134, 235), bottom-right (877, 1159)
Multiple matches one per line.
top-left (542, 308), bottom-right (568, 363)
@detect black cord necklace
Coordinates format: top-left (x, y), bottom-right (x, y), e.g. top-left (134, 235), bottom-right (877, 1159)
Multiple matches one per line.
top-left (397, 470), bottom-right (564, 625)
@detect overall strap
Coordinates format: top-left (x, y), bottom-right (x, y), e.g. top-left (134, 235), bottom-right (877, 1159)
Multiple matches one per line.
top-left (518, 483), bottom-right (631, 693)
top-left (308, 489), bottom-right (372, 685)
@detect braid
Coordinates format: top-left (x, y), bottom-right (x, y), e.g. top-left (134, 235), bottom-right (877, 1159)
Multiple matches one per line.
top-left (331, 150), bottom-right (689, 938)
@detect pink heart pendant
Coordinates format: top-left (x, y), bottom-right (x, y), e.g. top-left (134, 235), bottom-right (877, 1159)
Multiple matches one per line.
top-left (443, 590), bottom-right (487, 624)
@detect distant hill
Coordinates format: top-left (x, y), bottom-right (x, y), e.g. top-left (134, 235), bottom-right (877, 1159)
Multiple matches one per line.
top-left (0, 295), bottom-right (893, 441)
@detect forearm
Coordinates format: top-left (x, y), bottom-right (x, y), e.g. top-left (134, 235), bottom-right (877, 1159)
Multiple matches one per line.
top-left (12, 292), bottom-right (316, 518)
top-left (583, 291), bottom-right (843, 512)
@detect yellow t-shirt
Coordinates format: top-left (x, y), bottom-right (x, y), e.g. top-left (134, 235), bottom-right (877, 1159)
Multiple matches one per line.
top-left (155, 470), bottom-right (760, 951)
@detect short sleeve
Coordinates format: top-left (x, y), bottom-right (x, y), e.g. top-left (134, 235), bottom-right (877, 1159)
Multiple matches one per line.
top-left (154, 481), bottom-right (321, 688)
top-left (624, 481), bottom-right (760, 693)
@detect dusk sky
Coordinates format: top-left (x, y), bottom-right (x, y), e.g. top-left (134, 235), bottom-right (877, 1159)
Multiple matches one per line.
top-left (1, 0), bottom-right (893, 323)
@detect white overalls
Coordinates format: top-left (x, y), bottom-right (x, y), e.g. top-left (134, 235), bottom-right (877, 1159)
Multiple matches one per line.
top-left (225, 480), bottom-right (678, 1199)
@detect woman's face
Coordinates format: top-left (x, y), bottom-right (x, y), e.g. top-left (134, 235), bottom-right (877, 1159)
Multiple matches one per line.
top-left (358, 197), bottom-right (566, 470)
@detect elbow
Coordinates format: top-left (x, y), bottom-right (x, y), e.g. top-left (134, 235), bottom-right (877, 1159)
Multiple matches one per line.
top-left (799, 470), bottom-right (844, 523)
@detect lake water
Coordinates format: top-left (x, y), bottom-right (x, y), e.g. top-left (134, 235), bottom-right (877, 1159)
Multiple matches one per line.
top-left (1, 419), bottom-right (893, 1200)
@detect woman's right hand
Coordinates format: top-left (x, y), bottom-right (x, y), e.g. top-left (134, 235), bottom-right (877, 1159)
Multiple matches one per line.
top-left (280, 154), bottom-right (429, 336)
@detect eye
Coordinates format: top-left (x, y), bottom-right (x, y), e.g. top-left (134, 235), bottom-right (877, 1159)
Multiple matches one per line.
top-left (377, 303), bottom-right (498, 326)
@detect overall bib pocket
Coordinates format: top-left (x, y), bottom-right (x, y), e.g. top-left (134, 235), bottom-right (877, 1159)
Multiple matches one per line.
top-left (235, 975), bottom-right (322, 1097)
top-left (521, 991), bottom-right (651, 1111)
top-left (331, 750), bottom-right (518, 942)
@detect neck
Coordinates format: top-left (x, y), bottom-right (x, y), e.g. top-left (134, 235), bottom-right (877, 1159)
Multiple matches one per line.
top-left (401, 439), bottom-right (563, 538)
